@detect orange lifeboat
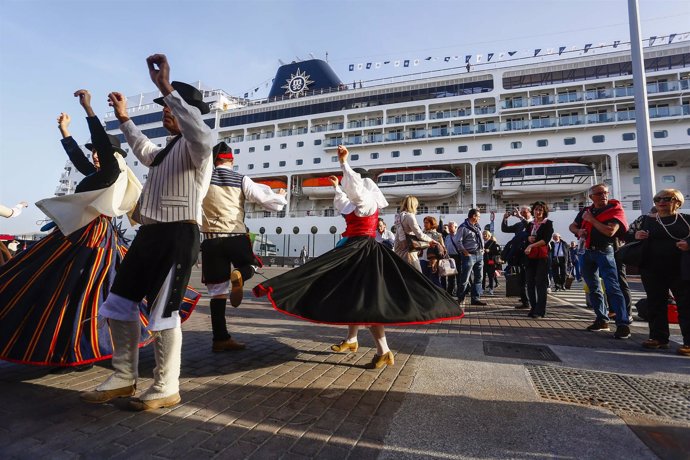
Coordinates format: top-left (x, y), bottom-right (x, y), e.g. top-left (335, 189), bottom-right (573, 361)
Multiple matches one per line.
top-left (255, 179), bottom-right (287, 190)
top-left (302, 176), bottom-right (342, 199)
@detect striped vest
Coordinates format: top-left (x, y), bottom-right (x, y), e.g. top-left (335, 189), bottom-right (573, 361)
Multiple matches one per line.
top-left (201, 168), bottom-right (247, 233)
top-left (134, 139), bottom-right (212, 224)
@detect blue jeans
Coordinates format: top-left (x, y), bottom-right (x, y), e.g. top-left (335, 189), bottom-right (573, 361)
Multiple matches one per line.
top-left (580, 247), bottom-right (629, 326)
top-left (458, 253), bottom-right (483, 302)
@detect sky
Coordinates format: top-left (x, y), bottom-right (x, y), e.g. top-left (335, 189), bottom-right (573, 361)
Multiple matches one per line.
top-left (1, 0), bottom-right (689, 235)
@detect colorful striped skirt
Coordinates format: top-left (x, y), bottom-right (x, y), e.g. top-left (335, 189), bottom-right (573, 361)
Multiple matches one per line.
top-left (0, 216), bottom-right (200, 367)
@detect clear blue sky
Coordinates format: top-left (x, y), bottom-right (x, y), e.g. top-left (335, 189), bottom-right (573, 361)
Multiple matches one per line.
top-left (1, 0), bottom-right (688, 234)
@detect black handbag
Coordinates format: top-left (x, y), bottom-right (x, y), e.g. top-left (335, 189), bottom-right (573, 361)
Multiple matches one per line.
top-left (616, 240), bottom-right (644, 267)
top-left (406, 234), bottom-right (430, 252)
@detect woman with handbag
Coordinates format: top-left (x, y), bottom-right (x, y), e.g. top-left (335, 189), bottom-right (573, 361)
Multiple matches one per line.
top-left (626, 189), bottom-right (690, 356)
top-left (394, 196), bottom-right (437, 272)
top-left (523, 201), bottom-right (554, 318)
top-left (482, 231), bottom-right (501, 295)
top-left (420, 215), bottom-right (446, 287)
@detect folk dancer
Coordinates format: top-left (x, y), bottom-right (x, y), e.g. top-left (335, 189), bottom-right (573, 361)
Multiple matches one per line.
top-left (201, 141), bottom-right (287, 352)
top-left (253, 146), bottom-right (462, 369)
top-left (81, 54), bottom-right (213, 410)
top-left (0, 90), bottom-right (170, 368)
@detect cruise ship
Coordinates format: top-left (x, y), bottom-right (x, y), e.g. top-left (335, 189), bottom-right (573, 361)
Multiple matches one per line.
top-left (54, 40), bottom-right (690, 256)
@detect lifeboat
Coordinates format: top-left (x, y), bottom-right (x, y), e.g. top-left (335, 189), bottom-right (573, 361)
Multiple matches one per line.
top-left (255, 179), bottom-right (288, 191)
top-left (375, 169), bottom-right (462, 198)
top-left (492, 162), bottom-right (593, 196)
top-left (302, 176), bottom-right (341, 199)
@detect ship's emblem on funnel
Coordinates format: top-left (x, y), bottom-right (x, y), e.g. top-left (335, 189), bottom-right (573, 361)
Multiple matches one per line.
top-left (281, 68), bottom-right (314, 98)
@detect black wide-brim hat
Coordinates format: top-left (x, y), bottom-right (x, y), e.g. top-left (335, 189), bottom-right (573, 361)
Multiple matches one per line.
top-left (153, 81), bottom-right (210, 115)
top-left (85, 133), bottom-right (127, 157)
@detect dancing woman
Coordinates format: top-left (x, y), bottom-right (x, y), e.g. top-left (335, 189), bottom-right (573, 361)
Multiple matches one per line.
top-left (0, 90), bottom-right (198, 368)
top-left (253, 146), bottom-right (463, 369)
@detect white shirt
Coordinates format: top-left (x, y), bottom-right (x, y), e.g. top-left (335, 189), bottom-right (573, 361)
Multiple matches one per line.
top-left (332, 161), bottom-right (388, 216)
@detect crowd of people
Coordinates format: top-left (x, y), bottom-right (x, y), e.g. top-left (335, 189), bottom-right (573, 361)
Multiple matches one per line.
top-left (0, 54), bottom-right (688, 415)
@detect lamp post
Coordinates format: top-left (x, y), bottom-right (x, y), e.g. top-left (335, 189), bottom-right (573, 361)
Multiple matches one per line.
top-left (259, 227), bottom-right (265, 256)
top-left (329, 225), bottom-right (337, 248)
top-left (310, 226), bottom-right (318, 258)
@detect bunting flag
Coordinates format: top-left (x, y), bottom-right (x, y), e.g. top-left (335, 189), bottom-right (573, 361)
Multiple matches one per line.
top-left (343, 31), bottom-right (687, 72)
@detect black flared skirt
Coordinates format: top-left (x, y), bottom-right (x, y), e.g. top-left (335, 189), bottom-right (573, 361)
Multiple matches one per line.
top-left (0, 216), bottom-right (200, 367)
top-left (253, 236), bottom-right (464, 325)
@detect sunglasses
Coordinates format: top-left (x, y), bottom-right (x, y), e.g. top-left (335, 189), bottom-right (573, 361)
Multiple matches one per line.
top-left (653, 196), bottom-right (675, 203)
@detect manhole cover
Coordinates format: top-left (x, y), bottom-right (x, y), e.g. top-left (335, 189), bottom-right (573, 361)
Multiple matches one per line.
top-left (483, 341), bottom-right (560, 362)
top-left (527, 364), bottom-right (690, 422)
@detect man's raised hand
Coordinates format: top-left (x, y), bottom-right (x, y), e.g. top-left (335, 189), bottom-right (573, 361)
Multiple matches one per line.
top-left (108, 92), bottom-right (130, 123)
top-left (146, 54), bottom-right (173, 95)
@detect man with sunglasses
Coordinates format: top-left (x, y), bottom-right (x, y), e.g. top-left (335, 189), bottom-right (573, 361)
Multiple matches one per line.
top-left (569, 184), bottom-right (630, 339)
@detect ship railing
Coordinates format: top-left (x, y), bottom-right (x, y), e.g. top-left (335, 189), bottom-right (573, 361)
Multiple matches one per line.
top-left (584, 89), bottom-right (614, 101)
top-left (558, 115), bottom-right (585, 126)
top-left (680, 79), bottom-right (690, 90)
top-left (613, 87), bottom-right (635, 97)
top-left (529, 95), bottom-right (554, 106)
top-left (616, 111), bottom-right (636, 121)
top-left (649, 105), bottom-right (683, 118)
top-left (585, 113), bottom-right (615, 124)
top-left (500, 98), bottom-right (528, 109)
top-left (475, 106), bottom-right (496, 115)
top-left (530, 118), bottom-right (557, 129)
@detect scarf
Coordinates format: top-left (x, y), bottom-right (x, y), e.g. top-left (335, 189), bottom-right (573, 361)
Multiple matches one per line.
top-left (582, 199), bottom-right (628, 248)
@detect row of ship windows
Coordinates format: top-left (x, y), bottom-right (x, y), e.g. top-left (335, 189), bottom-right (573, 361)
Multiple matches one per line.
top-left (237, 129), bottom-right (674, 155)
top-left (238, 130), bottom-right (679, 170)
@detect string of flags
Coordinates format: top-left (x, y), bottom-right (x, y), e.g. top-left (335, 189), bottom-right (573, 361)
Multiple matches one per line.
top-left (346, 31), bottom-right (689, 71)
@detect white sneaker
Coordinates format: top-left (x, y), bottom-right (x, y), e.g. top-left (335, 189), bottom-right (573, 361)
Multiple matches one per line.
top-left (487, 289), bottom-right (494, 296)
top-left (547, 287), bottom-right (552, 293)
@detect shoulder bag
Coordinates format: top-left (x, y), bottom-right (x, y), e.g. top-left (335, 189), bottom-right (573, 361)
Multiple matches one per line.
top-left (438, 257), bottom-right (458, 277)
top-left (406, 234), bottom-right (430, 252)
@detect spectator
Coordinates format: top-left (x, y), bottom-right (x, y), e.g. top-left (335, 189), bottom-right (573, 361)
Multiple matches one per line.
top-left (626, 189), bottom-right (689, 356)
top-left (501, 205), bottom-right (533, 309)
top-left (394, 196), bottom-right (436, 272)
top-left (568, 241), bottom-right (581, 282)
top-left (569, 183), bottom-right (631, 339)
top-left (482, 231), bottom-right (501, 295)
top-left (550, 233), bottom-right (569, 291)
top-left (444, 221), bottom-right (462, 296)
top-left (524, 201), bottom-right (554, 318)
top-left (420, 215), bottom-right (446, 287)
top-left (375, 218), bottom-right (395, 249)
top-left (455, 209), bottom-right (486, 306)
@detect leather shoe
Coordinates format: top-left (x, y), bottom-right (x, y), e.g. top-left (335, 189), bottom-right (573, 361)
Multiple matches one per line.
top-left (470, 300), bottom-right (487, 306)
top-left (678, 345), bottom-right (690, 356)
top-left (331, 340), bottom-right (358, 353)
top-left (229, 270), bottom-right (243, 307)
top-left (80, 384), bottom-right (136, 403)
top-left (364, 351), bottom-right (394, 369)
top-left (212, 337), bottom-right (246, 352)
top-left (641, 339), bottom-right (670, 350)
top-left (129, 393), bottom-right (181, 411)
top-left (514, 304), bottom-right (530, 309)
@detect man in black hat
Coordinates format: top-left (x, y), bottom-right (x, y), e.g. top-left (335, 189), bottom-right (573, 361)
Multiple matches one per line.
top-left (200, 141), bottom-right (286, 352)
top-left (82, 54), bottom-right (213, 411)
top-left (58, 89), bottom-right (127, 193)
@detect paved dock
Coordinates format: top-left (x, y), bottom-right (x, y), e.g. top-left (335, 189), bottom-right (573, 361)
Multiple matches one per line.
top-left (1, 267), bottom-right (688, 459)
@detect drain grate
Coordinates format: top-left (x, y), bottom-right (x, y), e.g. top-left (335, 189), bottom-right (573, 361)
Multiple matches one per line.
top-left (483, 341), bottom-right (561, 362)
top-left (527, 364), bottom-right (690, 422)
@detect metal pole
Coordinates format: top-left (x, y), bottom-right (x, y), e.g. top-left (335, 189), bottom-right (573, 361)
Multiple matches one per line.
top-left (628, 0), bottom-right (656, 212)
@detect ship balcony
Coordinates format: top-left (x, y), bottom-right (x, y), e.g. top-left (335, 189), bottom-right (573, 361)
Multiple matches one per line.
top-left (557, 93), bottom-right (583, 104)
top-left (613, 87), bottom-right (635, 97)
top-left (500, 99), bottom-right (528, 109)
top-left (530, 118), bottom-right (557, 129)
top-left (430, 109), bottom-right (470, 119)
top-left (327, 123), bottom-right (344, 131)
top-left (530, 95), bottom-right (554, 106)
top-left (584, 89), bottom-right (613, 101)
top-left (586, 113), bottom-right (615, 124)
top-left (364, 134), bottom-right (384, 143)
top-left (558, 115), bottom-right (585, 126)
top-left (325, 137), bottom-right (343, 147)
top-left (474, 106), bottom-right (496, 115)
top-left (649, 105), bottom-right (684, 118)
